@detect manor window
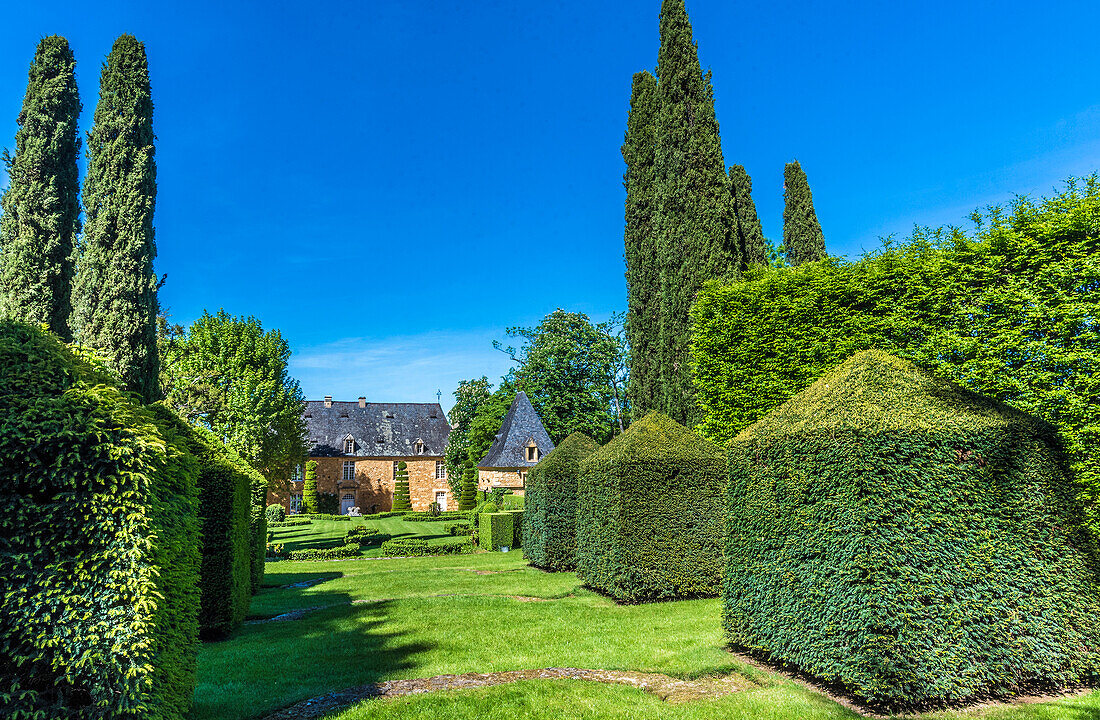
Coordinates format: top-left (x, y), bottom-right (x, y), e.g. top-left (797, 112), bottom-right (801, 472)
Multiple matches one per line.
top-left (289, 494), bottom-right (303, 514)
top-left (342, 461), bottom-right (354, 481)
top-left (435, 461), bottom-right (446, 479)
top-left (344, 437), bottom-right (355, 454)
top-left (415, 441), bottom-right (425, 455)
top-left (526, 446), bottom-right (539, 462)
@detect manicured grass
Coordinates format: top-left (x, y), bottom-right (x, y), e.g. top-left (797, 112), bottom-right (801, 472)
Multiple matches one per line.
top-left (272, 516), bottom-right (470, 557)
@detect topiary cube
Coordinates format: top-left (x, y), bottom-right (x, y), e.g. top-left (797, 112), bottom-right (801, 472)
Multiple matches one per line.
top-left (576, 413), bottom-right (726, 602)
top-left (479, 513), bottom-right (514, 551)
top-left (523, 432), bottom-right (598, 571)
top-left (725, 350), bottom-right (1100, 708)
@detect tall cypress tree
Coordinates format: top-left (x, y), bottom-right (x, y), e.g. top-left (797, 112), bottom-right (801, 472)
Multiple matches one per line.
top-left (71, 35), bottom-right (160, 402)
top-left (782, 160), bottom-right (826, 266)
top-left (0, 37), bottom-right (81, 339)
top-left (653, 0), bottom-right (738, 425)
top-left (622, 70), bottom-right (660, 418)
top-left (728, 164), bottom-right (767, 269)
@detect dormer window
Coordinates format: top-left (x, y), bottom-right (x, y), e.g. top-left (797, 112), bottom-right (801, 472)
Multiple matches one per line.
top-left (343, 436), bottom-right (355, 454)
top-left (415, 440), bottom-right (425, 455)
top-left (526, 446), bottom-right (539, 462)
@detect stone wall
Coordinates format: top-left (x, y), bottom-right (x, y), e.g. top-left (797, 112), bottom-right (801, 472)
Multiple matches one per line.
top-left (478, 467), bottom-right (526, 495)
top-left (267, 456), bottom-right (453, 513)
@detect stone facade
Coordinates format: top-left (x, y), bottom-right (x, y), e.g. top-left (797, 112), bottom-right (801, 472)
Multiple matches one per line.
top-left (477, 468), bottom-right (526, 496)
top-left (268, 456), bottom-right (452, 514)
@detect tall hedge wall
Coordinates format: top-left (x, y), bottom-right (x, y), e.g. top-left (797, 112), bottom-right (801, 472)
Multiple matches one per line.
top-left (523, 432), bottom-right (598, 571)
top-left (576, 413), bottom-right (725, 602)
top-left (248, 465), bottom-right (267, 593)
top-left (154, 408), bottom-right (254, 638)
top-left (692, 178), bottom-right (1100, 541)
top-left (725, 350), bottom-right (1100, 708)
top-left (0, 321), bottom-right (201, 719)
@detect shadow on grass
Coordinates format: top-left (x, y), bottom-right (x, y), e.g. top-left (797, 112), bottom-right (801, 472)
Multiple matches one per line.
top-left (195, 575), bottom-right (432, 720)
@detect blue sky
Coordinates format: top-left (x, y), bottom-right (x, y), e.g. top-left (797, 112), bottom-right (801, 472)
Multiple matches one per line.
top-left (3, 1), bottom-right (1099, 413)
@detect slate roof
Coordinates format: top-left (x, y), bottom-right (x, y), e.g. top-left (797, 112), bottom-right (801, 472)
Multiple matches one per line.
top-left (304, 401), bottom-right (450, 458)
top-left (477, 391), bottom-right (555, 469)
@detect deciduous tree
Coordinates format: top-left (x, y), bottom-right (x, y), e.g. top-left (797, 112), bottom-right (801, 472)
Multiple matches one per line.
top-left (444, 376), bottom-right (491, 497)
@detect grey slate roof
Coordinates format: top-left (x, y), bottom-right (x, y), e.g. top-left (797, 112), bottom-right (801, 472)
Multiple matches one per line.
top-left (304, 401), bottom-right (450, 458)
top-left (477, 391), bottom-right (555, 469)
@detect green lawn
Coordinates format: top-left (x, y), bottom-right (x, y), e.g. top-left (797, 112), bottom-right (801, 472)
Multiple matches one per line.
top-left (272, 516), bottom-right (467, 557)
top-left (195, 527), bottom-right (1100, 720)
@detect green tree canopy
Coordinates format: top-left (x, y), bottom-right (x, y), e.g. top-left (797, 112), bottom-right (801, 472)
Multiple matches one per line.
top-left (162, 309), bottom-right (306, 483)
top-left (466, 381), bottom-right (517, 467)
top-left (0, 36), bottom-right (81, 340)
top-left (443, 376), bottom-right (491, 495)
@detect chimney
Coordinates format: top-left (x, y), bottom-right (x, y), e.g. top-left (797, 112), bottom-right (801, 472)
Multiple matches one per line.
top-left (324, 396), bottom-right (332, 408)
top-left (358, 397), bottom-right (366, 408)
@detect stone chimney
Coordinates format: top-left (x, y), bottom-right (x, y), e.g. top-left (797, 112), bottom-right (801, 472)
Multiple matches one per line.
top-left (324, 396), bottom-right (332, 408)
top-left (358, 397), bottom-right (366, 408)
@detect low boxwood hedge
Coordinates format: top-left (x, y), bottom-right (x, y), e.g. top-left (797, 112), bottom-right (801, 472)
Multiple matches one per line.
top-left (576, 412), bottom-right (725, 603)
top-left (379, 538), bottom-right (473, 556)
top-left (344, 526), bottom-right (384, 545)
top-left (523, 432), bottom-right (598, 571)
top-left (300, 513), bottom-right (352, 521)
top-left (287, 543), bottom-right (362, 561)
top-left (0, 321), bottom-right (202, 719)
top-left (401, 510), bottom-right (469, 522)
top-left (447, 522), bottom-right (472, 536)
top-left (725, 351), bottom-right (1100, 708)
top-left (268, 518), bottom-right (313, 528)
top-left (479, 513), bottom-right (515, 551)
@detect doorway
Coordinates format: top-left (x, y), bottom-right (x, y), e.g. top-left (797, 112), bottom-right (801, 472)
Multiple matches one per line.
top-left (435, 491), bottom-right (447, 511)
top-left (341, 492), bottom-right (355, 515)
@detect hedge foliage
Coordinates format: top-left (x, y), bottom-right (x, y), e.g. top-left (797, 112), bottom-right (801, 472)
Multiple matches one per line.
top-left (154, 407), bottom-right (254, 639)
top-left (576, 413), bottom-right (725, 602)
top-left (379, 538), bottom-right (473, 557)
top-left (248, 471), bottom-right (267, 593)
top-left (268, 518), bottom-right (313, 528)
top-left (508, 510), bottom-right (524, 548)
top-left (524, 432), bottom-right (599, 571)
top-left (479, 513), bottom-right (515, 551)
top-left (266, 504), bottom-right (286, 523)
top-left (0, 321), bottom-right (201, 719)
top-left (724, 351), bottom-right (1100, 708)
top-left (344, 526), bottom-right (384, 545)
top-left (402, 510), bottom-right (469, 522)
top-left (286, 543), bottom-right (361, 561)
top-left (447, 522), bottom-right (472, 536)
top-left (301, 513), bottom-right (352, 522)
top-left (692, 178), bottom-right (1100, 541)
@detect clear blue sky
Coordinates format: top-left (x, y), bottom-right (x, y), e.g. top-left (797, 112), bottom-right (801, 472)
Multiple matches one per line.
top-left (3, 1), bottom-right (1099, 413)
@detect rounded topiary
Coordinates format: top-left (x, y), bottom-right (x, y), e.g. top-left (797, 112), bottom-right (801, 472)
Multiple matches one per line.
top-left (265, 503), bottom-right (286, 523)
top-left (480, 502), bottom-right (498, 515)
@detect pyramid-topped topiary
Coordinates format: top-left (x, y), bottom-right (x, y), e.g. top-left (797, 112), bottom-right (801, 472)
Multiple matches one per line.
top-left (725, 349), bottom-right (1100, 708)
top-left (524, 432), bottom-right (599, 571)
top-left (576, 413), bottom-right (725, 602)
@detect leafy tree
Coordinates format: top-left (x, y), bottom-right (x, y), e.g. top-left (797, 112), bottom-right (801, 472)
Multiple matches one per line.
top-left (393, 461), bottom-right (411, 512)
top-left (782, 160), bottom-right (826, 265)
top-left (458, 459), bottom-right (478, 511)
top-left (71, 35), bottom-right (161, 402)
top-left (443, 376), bottom-right (491, 496)
top-left (162, 310), bottom-right (307, 483)
top-left (495, 309), bottom-right (628, 444)
top-left (466, 381), bottom-right (517, 467)
top-left (303, 460), bottom-right (318, 514)
top-left (729, 164), bottom-right (767, 269)
top-left (653, 0), bottom-right (738, 425)
top-left (0, 36), bottom-right (81, 340)
top-left (622, 70), bottom-right (661, 418)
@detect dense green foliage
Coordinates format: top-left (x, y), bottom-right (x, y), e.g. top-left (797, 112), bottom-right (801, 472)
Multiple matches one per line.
top-left (692, 178), bottom-right (1100, 540)
top-left (161, 309), bottom-right (307, 481)
top-left (248, 471), bottom-right (267, 593)
top-left (499, 309), bottom-right (628, 443)
top-left (303, 460), bottom-right (318, 514)
top-left (155, 408), bottom-right (254, 638)
top-left (444, 376), bottom-right (492, 492)
top-left (0, 37), bottom-right (81, 339)
top-left (652, 0), bottom-right (738, 426)
top-left (447, 522), bottom-right (472, 536)
top-left (622, 70), bottom-right (661, 417)
top-left (781, 160), bottom-right (826, 266)
top-left (344, 526), bottom-right (383, 545)
top-left (479, 513), bottom-right (516, 551)
top-left (576, 413), bottom-right (725, 602)
top-left (379, 538), bottom-right (473, 557)
top-left (523, 432), bottom-right (599, 571)
top-left (466, 383), bottom-right (516, 465)
top-left (393, 461), bottom-right (411, 512)
top-left (0, 321), bottom-right (200, 719)
top-left (729, 164), bottom-right (767, 269)
top-left (266, 504), bottom-right (286, 523)
top-left (269, 518), bottom-right (312, 528)
top-left (286, 543), bottom-right (361, 561)
top-left (459, 459), bottom-right (478, 510)
top-left (70, 35), bottom-right (160, 402)
top-left (401, 510), bottom-right (469, 522)
top-left (725, 351), bottom-right (1100, 707)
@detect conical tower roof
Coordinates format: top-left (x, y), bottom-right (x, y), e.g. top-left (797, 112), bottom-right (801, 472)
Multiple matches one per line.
top-left (477, 391), bottom-right (555, 468)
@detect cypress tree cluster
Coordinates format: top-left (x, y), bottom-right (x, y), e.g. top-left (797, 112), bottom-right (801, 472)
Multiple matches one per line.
top-left (71, 35), bottom-right (161, 402)
top-left (393, 461), bottom-right (412, 512)
top-left (782, 160), bottom-right (826, 266)
top-left (622, 70), bottom-right (660, 417)
top-left (729, 164), bottom-right (767, 269)
top-left (0, 37), bottom-right (81, 340)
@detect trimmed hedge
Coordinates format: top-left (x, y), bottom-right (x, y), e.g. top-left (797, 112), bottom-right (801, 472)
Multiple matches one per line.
top-left (360, 510), bottom-right (405, 520)
top-left (248, 472), bottom-right (267, 594)
top-left (576, 412), bottom-right (725, 603)
top-left (266, 504), bottom-right (286, 523)
top-left (523, 432), bottom-right (598, 571)
top-left (479, 513), bottom-right (515, 551)
top-left (402, 510), bottom-right (469, 522)
top-left (300, 513), bottom-right (351, 522)
top-left (725, 351), bottom-right (1100, 708)
top-left (380, 538), bottom-right (474, 556)
top-left (0, 321), bottom-right (202, 719)
top-left (268, 518), bottom-right (313, 528)
top-left (447, 522), bottom-right (472, 536)
top-left (344, 526), bottom-right (384, 545)
top-left (153, 408), bottom-right (254, 639)
top-left (287, 543), bottom-right (362, 561)
top-left (508, 510), bottom-right (524, 547)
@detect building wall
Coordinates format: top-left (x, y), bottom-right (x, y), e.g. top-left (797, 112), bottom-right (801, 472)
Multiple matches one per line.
top-left (267, 456), bottom-right (452, 513)
top-left (478, 467), bottom-right (526, 496)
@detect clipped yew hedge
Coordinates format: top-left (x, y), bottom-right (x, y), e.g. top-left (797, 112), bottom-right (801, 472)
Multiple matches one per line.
top-left (380, 538), bottom-right (473, 556)
top-left (0, 321), bottom-right (201, 719)
top-left (479, 513), bottom-right (515, 551)
top-left (576, 413), bottom-right (725, 602)
top-left (523, 432), bottom-right (598, 571)
top-left (154, 407), bottom-right (254, 639)
top-left (725, 350), bottom-right (1100, 708)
